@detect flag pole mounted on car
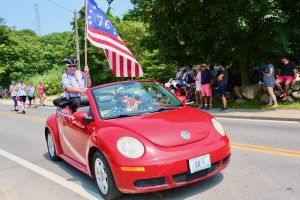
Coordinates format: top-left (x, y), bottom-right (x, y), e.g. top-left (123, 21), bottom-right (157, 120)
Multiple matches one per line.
top-left (85, 0), bottom-right (143, 78)
top-left (84, 0), bottom-right (88, 87)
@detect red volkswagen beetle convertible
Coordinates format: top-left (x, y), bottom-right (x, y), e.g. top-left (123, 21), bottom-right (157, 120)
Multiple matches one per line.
top-left (45, 80), bottom-right (230, 200)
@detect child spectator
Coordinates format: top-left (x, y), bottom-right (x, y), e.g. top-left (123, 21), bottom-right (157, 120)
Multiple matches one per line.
top-left (169, 84), bottom-right (176, 94)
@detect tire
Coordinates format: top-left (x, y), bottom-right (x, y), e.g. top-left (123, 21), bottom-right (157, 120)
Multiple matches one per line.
top-left (46, 130), bottom-right (60, 161)
top-left (92, 151), bottom-right (122, 200)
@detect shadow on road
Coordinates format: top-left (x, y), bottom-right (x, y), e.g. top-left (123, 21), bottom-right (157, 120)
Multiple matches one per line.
top-left (43, 153), bottom-right (224, 200)
top-left (43, 153), bottom-right (99, 197)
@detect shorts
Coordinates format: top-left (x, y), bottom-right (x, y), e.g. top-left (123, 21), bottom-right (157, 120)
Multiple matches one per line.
top-left (218, 85), bottom-right (227, 97)
top-left (28, 95), bottom-right (35, 101)
top-left (19, 96), bottom-right (26, 103)
top-left (195, 83), bottom-right (201, 92)
top-left (276, 76), bottom-right (294, 84)
top-left (201, 84), bottom-right (212, 97)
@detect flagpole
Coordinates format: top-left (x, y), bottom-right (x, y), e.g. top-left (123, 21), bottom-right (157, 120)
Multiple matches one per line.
top-left (74, 9), bottom-right (80, 70)
top-left (84, 0), bottom-right (88, 87)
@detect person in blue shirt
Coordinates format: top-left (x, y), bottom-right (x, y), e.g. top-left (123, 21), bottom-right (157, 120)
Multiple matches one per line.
top-left (27, 82), bottom-right (37, 107)
top-left (62, 58), bottom-right (92, 112)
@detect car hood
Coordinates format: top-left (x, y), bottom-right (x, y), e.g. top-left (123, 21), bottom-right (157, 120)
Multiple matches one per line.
top-left (109, 107), bottom-right (212, 148)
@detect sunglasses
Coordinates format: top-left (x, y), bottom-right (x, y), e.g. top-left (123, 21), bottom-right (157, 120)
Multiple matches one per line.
top-left (67, 65), bottom-right (76, 68)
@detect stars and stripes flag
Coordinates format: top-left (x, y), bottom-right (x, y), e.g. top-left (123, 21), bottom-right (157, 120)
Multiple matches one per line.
top-left (86, 0), bottom-right (143, 77)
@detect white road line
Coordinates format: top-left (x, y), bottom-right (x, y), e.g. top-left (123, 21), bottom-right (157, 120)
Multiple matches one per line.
top-left (0, 149), bottom-right (102, 200)
top-left (217, 117), bottom-right (300, 124)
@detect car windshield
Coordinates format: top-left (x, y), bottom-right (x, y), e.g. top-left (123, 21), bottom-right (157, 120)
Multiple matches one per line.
top-left (92, 81), bottom-right (183, 119)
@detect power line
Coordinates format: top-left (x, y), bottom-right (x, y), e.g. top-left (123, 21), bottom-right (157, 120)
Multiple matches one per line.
top-left (47, 0), bottom-right (73, 13)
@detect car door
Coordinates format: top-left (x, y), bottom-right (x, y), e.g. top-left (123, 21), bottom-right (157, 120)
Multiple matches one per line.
top-left (62, 107), bottom-right (93, 165)
top-left (56, 108), bottom-right (89, 165)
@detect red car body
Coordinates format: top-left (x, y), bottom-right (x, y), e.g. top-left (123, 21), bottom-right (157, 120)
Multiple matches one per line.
top-left (45, 80), bottom-right (230, 197)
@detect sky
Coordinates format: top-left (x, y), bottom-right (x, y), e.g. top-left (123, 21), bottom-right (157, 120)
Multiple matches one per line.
top-left (0, 0), bottom-right (133, 35)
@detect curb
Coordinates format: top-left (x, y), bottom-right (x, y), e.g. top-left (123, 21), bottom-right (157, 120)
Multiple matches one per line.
top-left (212, 114), bottom-right (300, 122)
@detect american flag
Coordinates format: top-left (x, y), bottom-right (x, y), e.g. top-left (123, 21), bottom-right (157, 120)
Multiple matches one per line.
top-left (86, 0), bottom-right (143, 77)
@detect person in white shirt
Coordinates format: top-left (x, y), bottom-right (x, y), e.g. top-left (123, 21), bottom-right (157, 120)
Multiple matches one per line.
top-left (16, 80), bottom-right (27, 114)
top-left (9, 81), bottom-right (18, 111)
top-left (194, 64), bottom-right (203, 108)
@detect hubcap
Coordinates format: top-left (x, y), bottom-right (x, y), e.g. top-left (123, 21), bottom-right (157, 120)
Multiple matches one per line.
top-left (47, 133), bottom-right (55, 157)
top-left (95, 158), bottom-right (109, 194)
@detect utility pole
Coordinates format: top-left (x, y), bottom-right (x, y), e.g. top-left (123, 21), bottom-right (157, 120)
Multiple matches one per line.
top-left (74, 10), bottom-right (81, 70)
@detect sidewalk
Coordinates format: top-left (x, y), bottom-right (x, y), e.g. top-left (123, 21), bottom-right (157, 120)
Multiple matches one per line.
top-left (202, 108), bottom-right (300, 121)
top-left (1, 98), bottom-right (300, 121)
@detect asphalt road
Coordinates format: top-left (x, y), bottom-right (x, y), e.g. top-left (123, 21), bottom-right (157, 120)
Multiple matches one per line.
top-left (0, 104), bottom-right (299, 200)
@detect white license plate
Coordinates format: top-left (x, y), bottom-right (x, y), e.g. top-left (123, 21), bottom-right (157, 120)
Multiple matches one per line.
top-left (188, 154), bottom-right (211, 174)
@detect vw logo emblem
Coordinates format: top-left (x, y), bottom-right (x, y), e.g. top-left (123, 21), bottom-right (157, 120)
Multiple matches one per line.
top-left (181, 131), bottom-right (191, 140)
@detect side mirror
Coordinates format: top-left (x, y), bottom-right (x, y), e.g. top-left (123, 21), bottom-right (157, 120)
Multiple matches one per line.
top-left (73, 111), bottom-right (88, 122)
top-left (177, 96), bottom-right (187, 105)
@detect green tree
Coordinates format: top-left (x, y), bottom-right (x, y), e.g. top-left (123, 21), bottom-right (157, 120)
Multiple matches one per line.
top-left (134, 0), bottom-right (296, 84)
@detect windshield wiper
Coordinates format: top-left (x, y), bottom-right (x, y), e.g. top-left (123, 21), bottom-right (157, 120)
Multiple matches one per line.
top-left (150, 107), bottom-right (178, 113)
top-left (106, 113), bottom-right (141, 119)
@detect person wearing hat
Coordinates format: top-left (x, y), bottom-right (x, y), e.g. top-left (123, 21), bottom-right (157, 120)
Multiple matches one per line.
top-left (9, 81), bottom-right (18, 111)
top-left (62, 58), bottom-right (92, 112)
top-left (16, 80), bottom-right (27, 114)
top-left (200, 63), bottom-right (214, 109)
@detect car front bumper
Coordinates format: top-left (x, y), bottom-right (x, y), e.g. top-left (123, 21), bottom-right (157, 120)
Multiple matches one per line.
top-left (109, 137), bottom-right (231, 194)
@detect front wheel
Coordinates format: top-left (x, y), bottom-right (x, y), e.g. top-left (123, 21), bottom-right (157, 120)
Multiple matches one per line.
top-left (93, 151), bottom-right (122, 200)
top-left (46, 131), bottom-right (60, 161)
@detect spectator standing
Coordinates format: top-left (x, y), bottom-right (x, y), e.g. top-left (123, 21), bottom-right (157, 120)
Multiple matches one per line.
top-left (37, 81), bottom-right (47, 106)
top-left (181, 67), bottom-right (191, 101)
top-left (16, 80), bottom-right (27, 114)
top-left (275, 55), bottom-right (298, 101)
top-left (62, 58), bottom-right (91, 112)
top-left (263, 57), bottom-right (278, 107)
top-left (27, 82), bottom-right (37, 107)
top-left (9, 81), bottom-right (18, 111)
top-left (189, 65), bottom-right (196, 102)
top-left (217, 62), bottom-right (229, 112)
top-left (175, 66), bottom-right (182, 80)
top-left (200, 63), bottom-right (214, 109)
top-left (194, 64), bottom-right (203, 108)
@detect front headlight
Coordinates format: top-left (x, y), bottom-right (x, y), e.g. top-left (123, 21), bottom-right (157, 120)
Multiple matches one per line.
top-left (117, 137), bottom-right (145, 158)
top-left (211, 118), bottom-right (225, 136)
